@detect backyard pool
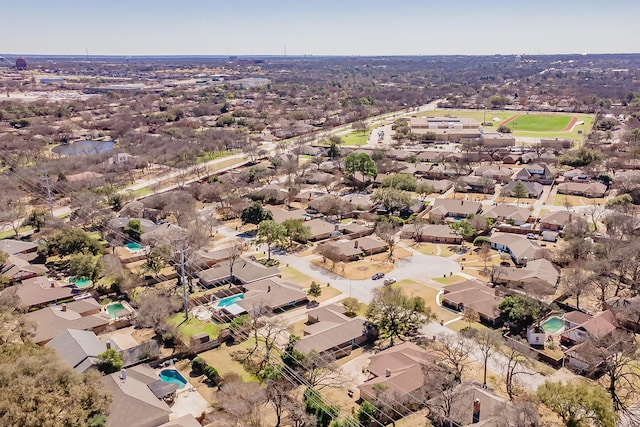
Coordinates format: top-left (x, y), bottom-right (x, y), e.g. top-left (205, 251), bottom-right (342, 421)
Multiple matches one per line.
top-left (73, 277), bottom-right (93, 289)
top-left (106, 302), bottom-right (130, 319)
top-left (158, 369), bottom-right (187, 389)
top-left (216, 294), bottom-right (244, 308)
top-left (541, 316), bottom-right (565, 334)
top-left (125, 242), bottom-right (143, 251)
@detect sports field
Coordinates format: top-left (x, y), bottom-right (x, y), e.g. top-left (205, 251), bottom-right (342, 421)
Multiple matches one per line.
top-left (418, 109), bottom-right (593, 141)
top-left (501, 114), bottom-right (572, 132)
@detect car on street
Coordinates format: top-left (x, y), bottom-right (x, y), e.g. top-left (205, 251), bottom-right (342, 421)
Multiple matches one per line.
top-left (383, 277), bottom-right (397, 285)
top-left (526, 233), bottom-right (538, 240)
top-left (371, 272), bottom-right (385, 280)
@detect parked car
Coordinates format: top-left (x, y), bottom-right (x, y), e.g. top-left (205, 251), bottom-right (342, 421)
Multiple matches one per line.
top-left (371, 272), bottom-right (385, 280)
top-left (383, 277), bottom-right (397, 285)
top-left (526, 233), bottom-right (538, 240)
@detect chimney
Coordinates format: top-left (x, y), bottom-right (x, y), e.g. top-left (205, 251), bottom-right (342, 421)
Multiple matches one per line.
top-left (267, 286), bottom-right (271, 293)
top-left (61, 303), bottom-right (67, 312)
top-left (106, 340), bottom-right (112, 350)
top-left (50, 281), bottom-right (55, 288)
top-left (354, 240), bottom-right (358, 248)
top-left (472, 399), bottom-right (481, 423)
top-left (385, 368), bottom-right (391, 377)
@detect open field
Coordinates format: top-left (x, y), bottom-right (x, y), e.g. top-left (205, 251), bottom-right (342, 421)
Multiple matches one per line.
top-left (501, 114), bottom-right (572, 132)
top-left (167, 313), bottom-right (222, 340)
top-left (553, 193), bottom-right (605, 207)
top-left (417, 108), bottom-right (593, 140)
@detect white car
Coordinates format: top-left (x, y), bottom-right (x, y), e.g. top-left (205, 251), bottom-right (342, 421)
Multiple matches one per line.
top-left (383, 277), bottom-right (397, 285)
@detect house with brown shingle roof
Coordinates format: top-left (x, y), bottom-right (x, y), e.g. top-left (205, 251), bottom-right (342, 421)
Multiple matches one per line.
top-left (441, 280), bottom-right (503, 325)
top-left (2, 276), bottom-right (82, 310)
top-left (236, 278), bottom-right (308, 315)
top-left (539, 210), bottom-right (576, 231)
top-left (474, 165), bottom-right (513, 183)
top-left (295, 304), bottom-right (373, 358)
top-left (561, 310), bottom-right (618, 346)
top-left (428, 199), bottom-right (482, 222)
top-left (482, 204), bottom-right (532, 226)
top-left (493, 258), bottom-right (559, 295)
top-left (557, 182), bottom-right (607, 198)
top-left (359, 342), bottom-right (437, 404)
top-left (0, 238), bottom-right (38, 255)
top-left (26, 298), bottom-right (111, 345)
top-left (0, 254), bottom-right (48, 283)
top-left (513, 163), bottom-right (554, 184)
top-left (401, 224), bottom-right (462, 244)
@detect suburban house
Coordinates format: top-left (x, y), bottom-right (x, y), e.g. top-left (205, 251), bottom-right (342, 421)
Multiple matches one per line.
top-left (101, 365), bottom-right (200, 427)
top-left (539, 210), bottom-right (576, 231)
top-left (0, 238), bottom-right (38, 255)
top-left (474, 165), bottom-right (513, 183)
top-left (235, 278), bottom-right (308, 316)
top-left (456, 176), bottom-right (496, 194)
top-left (340, 222), bottom-right (373, 239)
top-left (427, 381), bottom-right (520, 426)
top-left (318, 237), bottom-right (389, 262)
top-left (45, 328), bottom-right (116, 373)
top-left (513, 163), bottom-right (555, 185)
top-left (265, 205), bottom-right (306, 223)
top-left (295, 304), bottom-right (373, 358)
top-left (305, 218), bottom-right (340, 241)
top-left (501, 180), bottom-right (544, 198)
top-left (605, 296), bottom-right (640, 332)
top-left (441, 280), bottom-right (503, 325)
top-left (0, 254), bottom-right (48, 283)
top-left (417, 150), bottom-right (447, 163)
top-left (428, 199), bottom-right (482, 222)
top-left (482, 204), bottom-right (532, 226)
top-left (493, 259), bottom-right (560, 295)
top-left (489, 233), bottom-right (544, 265)
top-left (557, 182), bottom-right (607, 198)
top-left (563, 168), bottom-right (591, 182)
top-left (3, 276), bottom-right (83, 310)
top-left (26, 298), bottom-right (112, 345)
top-left (416, 178), bottom-right (454, 194)
top-left (197, 258), bottom-right (280, 287)
top-left (561, 310), bottom-right (618, 347)
top-left (359, 342), bottom-right (437, 404)
top-left (401, 224), bottom-right (462, 244)
top-left (140, 223), bottom-right (186, 247)
top-left (107, 217), bottom-right (159, 234)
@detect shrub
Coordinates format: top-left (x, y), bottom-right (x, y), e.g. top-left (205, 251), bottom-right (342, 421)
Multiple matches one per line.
top-left (192, 357), bottom-right (207, 375)
top-left (204, 366), bottom-right (219, 383)
top-left (473, 236), bottom-right (491, 246)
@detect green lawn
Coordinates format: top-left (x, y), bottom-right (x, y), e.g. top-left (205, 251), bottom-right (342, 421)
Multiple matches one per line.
top-left (320, 130), bottom-right (369, 146)
top-left (167, 313), bottom-right (221, 340)
top-left (433, 275), bottom-right (465, 285)
top-left (196, 149), bottom-right (238, 163)
top-left (129, 187), bottom-right (153, 198)
top-left (0, 226), bottom-right (32, 239)
top-left (505, 114), bottom-right (572, 132)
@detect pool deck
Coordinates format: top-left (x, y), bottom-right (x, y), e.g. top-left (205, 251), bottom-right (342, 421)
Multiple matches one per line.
top-left (168, 386), bottom-right (209, 420)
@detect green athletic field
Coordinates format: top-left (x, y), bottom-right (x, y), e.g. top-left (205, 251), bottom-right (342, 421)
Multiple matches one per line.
top-left (503, 114), bottom-right (572, 132)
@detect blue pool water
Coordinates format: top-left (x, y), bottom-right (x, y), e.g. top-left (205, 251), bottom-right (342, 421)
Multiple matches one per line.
top-left (541, 316), bottom-right (565, 334)
top-left (73, 277), bottom-right (92, 288)
top-left (125, 242), bottom-right (143, 251)
top-left (159, 369), bottom-right (187, 389)
top-left (217, 294), bottom-right (244, 308)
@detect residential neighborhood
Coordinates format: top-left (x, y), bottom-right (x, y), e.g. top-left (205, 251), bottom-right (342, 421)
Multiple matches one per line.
top-left (1, 17), bottom-right (640, 427)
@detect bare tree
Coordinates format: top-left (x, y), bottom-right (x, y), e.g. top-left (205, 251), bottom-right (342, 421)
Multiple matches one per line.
top-left (213, 374), bottom-right (267, 427)
top-left (500, 343), bottom-right (533, 400)
top-left (432, 333), bottom-right (472, 381)
top-left (227, 239), bottom-right (248, 282)
top-left (467, 328), bottom-right (500, 388)
top-left (299, 351), bottom-right (347, 390)
top-left (376, 221), bottom-right (400, 259)
top-left (562, 261), bottom-right (593, 310)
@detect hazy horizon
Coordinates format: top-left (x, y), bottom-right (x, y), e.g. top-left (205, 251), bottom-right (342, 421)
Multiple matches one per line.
top-left (2, 0), bottom-right (638, 56)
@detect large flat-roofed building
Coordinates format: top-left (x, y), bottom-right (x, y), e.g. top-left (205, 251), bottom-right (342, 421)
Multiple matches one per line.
top-left (410, 116), bottom-right (481, 142)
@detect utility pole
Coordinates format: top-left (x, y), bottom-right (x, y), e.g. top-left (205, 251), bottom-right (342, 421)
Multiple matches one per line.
top-left (43, 169), bottom-right (54, 217)
top-left (178, 230), bottom-right (189, 320)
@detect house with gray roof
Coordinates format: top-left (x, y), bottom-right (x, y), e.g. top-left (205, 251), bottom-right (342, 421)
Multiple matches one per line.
top-left (0, 254), bottom-right (48, 283)
top-left (539, 210), bottom-right (577, 231)
top-left (489, 233), bottom-right (544, 265)
top-left (46, 329), bottom-right (117, 373)
top-left (513, 163), bottom-right (554, 184)
top-left (441, 280), bottom-right (503, 325)
top-left (0, 239), bottom-right (38, 255)
top-left (235, 278), bottom-right (308, 316)
top-left (482, 204), bottom-right (532, 226)
top-left (493, 258), bottom-right (559, 295)
top-left (295, 304), bottom-right (374, 358)
top-left (474, 165), bottom-right (513, 183)
top-left (501, 180), bottom-right (543, 198)
top-left (197, 258), bottom-right (280, 287)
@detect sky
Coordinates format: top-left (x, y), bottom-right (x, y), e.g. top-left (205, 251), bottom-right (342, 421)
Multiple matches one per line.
top-left (2, 0), bottom-right (638, 56)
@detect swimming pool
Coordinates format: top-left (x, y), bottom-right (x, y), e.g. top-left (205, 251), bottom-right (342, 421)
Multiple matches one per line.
top-left (216, 294), bottom-right (244, 308)
top-left (125, 242), bottom-right (143, 251)
top-left (159, 369), bottom-right (187, 389)
top-left (106, 302), bottom-right (128, 319)
top-left (541, 316), bottom-right (565, 334)
top-left (73, 277), bottom-right (93, 289)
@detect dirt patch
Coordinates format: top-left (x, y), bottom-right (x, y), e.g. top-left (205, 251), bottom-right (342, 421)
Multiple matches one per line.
top-left (312, 257), bottom-right (395, 279)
